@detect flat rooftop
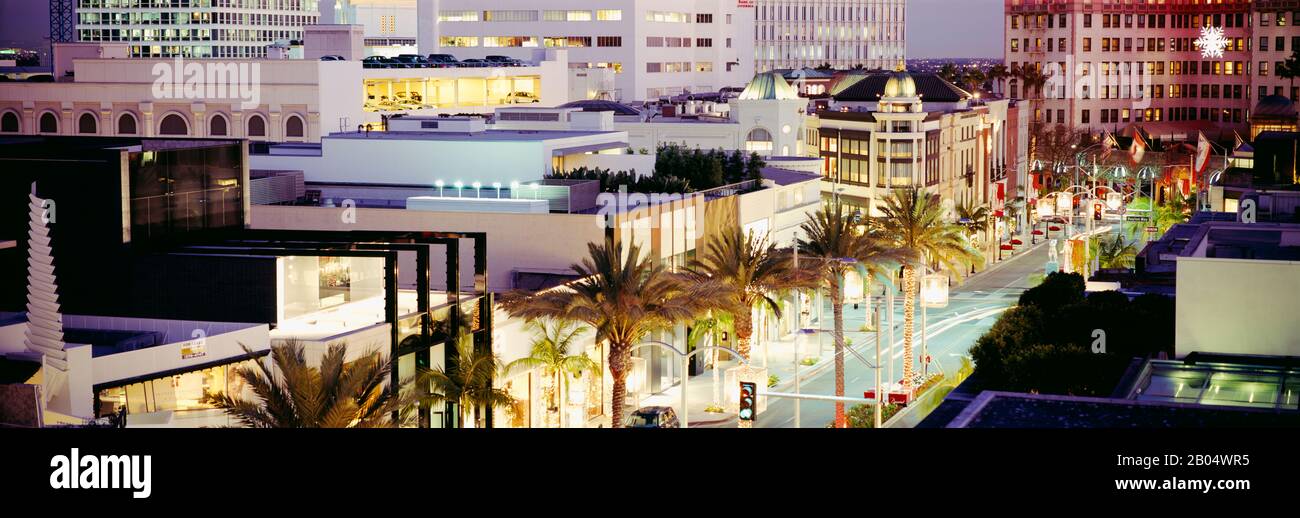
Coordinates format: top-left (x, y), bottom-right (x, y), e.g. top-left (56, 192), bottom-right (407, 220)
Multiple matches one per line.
top-left (326, 129), bottom-right (618, 142)
top-left (947, 391), bottom-right (1300, 428)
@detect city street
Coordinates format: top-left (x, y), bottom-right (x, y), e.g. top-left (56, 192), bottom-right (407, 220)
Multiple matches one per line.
top-left (678, 236), bottom-right (1056, 428)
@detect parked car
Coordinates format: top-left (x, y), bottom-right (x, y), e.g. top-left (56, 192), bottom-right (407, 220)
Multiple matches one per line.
top-left (485, 55), bottom-right (523, 67)
top-left (426, 54), bottom-right (460, 67)
top-left (626, 406), bottom-right (680, 428)
top-left (362, 56), bottom-right (398, 68)
top-left (318, 55), bottom-right (345, 61)
top-left (393, 54), bottom-right (432, 68)
top-left (505, 91), bottom-right (540, 104)
top-left (459, 58), bottom-right (490, 68)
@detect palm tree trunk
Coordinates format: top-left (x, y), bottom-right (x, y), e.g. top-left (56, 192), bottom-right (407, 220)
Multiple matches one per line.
top-left (608, 343), bottom-right (629, 428)
top-left (902, 265), bottom-right (917, 390)
top-left (831, 274), bottom-right (846, 428)
top-left (734, 305), bottom-right (754, 360)
top-left (544, 369), bottom-right (558, 428)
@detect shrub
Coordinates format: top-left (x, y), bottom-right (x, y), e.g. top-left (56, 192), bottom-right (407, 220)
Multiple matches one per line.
top-left (844, 403), bottom-right (901, 428)
top-left (767, 374), bottom-right (780, 388)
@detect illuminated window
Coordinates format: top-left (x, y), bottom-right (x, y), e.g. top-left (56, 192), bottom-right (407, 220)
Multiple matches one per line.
top-left (745, 128), bottom-right (773, 153)
top-left (596, 10), bottom-right (622, 21)
top-left (439, 36), bottom-right (480, 47)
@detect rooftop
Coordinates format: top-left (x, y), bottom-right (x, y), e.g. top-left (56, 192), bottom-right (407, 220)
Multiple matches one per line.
top-left (947, 391), bottom-right (1300, 428)
top-left (325, 129), bottom-right (618, 142)
top-left (831, 72), bottom-right (970, 103)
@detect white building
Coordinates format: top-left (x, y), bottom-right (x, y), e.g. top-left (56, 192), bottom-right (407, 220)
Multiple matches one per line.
top-left (412, 0), bottom-right (756, 101)
top-left (753, 0), bottom-right (906, 72)
top-left (0, 38), bottom-right (571, 142)
top-left (74, 0), bottom-right (321, 59)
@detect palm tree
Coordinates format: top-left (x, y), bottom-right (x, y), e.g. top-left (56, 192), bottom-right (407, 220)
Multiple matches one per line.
top-left (416, 333), bottom-right (515, 428)
top-left (1279, 48), bottom-right (1300, 93)
top-left (955, 200), bottom-right (992, 273)
top-left (987, 64), bottom-right (1010, 97)
top-left (797, 202), bottom-right (908, 427)
top-left (876, 189), bottom-right (981, 391)
top-left (937, 62), bottom-right (961, 84)
top-left (504, 319), bottom-right (597, 428)
top-left (961, 68), bottom-right (987, 96)
top-left (201, 340), bottom-right (410, 428)
top-left (500, 237), bottom-right (725, 428)
top-left (1095, 234), bottom-right (1138, 269)
top-left (683, 227), bottom-right (813, 361)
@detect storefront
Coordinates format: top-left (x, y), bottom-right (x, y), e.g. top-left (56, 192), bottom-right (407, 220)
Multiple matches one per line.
top-left (95, 355), bottom-right (265, 418)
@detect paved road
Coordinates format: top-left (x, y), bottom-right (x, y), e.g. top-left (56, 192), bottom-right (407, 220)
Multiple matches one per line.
top-left (698, 237), bottom-right (1056, 428)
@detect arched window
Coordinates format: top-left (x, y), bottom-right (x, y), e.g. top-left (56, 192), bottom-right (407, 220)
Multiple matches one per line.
top-left (39, 112), bottom-right (59, 134)
top-left (247, 114), bottom-right (267, 137)
top-left (117, 113), bottom-right (138, 135)
top-left (0, 112), bottom-right (18, 133)
top-left (78, 113), bottom-right (98, 134)
top-left (159, 113), bottom-right (189, 136)
top-left (745, 128), bottom-right (773, 153)
top-left (285, 115), bottom-right (304, 138)
top-left (209, 114), bottom-right (228, 136)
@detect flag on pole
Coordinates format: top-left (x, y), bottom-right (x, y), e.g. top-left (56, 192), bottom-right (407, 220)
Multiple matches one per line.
top-left (1129, 131), bottom-right (1147, 165)
top-left (1195, 132), bottom-right (1213, 174)
top-left (1100, 132), bottom-right (1118, 161)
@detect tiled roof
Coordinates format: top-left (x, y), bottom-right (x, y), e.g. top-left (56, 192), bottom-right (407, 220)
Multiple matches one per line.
top-left (831, 72), bottom-right (970, 103)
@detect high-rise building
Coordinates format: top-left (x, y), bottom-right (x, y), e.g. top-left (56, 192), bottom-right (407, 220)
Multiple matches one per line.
top-left (74, 0), bottom-right (321, 59)
top-left (753, 0), bottom-right (906, 73)
top-left (1004, 0), bottom-right (1300, 138)
top-left (412, 1), bottom-right (755, 101)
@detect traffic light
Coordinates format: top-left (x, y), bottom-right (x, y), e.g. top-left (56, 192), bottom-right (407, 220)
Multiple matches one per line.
top-left (738, 381), bottom-right (757, 422)
top-left (1093, 202), bottom-right (1103, 221)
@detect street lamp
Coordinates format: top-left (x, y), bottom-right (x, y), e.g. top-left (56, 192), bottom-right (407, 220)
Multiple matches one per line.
top-left (472, 181), bottom-right (482, 198)
top-left (920, 271), bottom-right (948, 377)
top-left (453, 180), bottom-right (464, 197)
top-left (435, 179), bottom-right (445, 197)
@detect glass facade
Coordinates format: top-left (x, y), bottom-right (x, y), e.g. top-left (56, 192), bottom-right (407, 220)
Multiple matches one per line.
top-left (96, 357), bottom-right (259, 417)
top-left (1131, 361), bottom-right (1300, 410)
top-left (128, 144), bottom-right (244, 241)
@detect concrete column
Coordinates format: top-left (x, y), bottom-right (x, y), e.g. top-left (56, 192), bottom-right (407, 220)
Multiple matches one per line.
top-left (139, 102), bottom-right (155, 137)
top-left (191, 102), bottom-right (206, 138)
top-left (99, 102), bottom-right (113, 136)
top-left (60, 102), bottom-right (74, 135)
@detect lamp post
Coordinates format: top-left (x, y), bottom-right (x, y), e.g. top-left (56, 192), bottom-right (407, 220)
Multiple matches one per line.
top-left (435, 179), bottom-right (445, 197)
top-left (472, 181), bottom-right (482, 198)
top-left (453, 180), bottom-right (464, 197)
top-left (492, 182), bottom-right (502, 198)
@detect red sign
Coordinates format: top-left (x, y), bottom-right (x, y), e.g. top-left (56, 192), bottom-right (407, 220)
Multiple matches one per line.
top-left (737, 0), bottom-right (755, 6)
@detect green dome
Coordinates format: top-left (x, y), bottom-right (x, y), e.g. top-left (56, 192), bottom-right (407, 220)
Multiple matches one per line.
top-left (883, 70), bottom-right (917, 98)
top-left (738, 72), bottom-right (800, 101)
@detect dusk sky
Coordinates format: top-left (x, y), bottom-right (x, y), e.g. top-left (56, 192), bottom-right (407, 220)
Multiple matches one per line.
top-left (907, 0), bottom-right (1004, 59)
top-left (1, 0), bottom-right (1005, 60)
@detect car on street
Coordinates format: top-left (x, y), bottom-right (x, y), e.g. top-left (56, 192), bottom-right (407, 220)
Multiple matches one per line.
top-left (627, 406), bottom-right (680, 428)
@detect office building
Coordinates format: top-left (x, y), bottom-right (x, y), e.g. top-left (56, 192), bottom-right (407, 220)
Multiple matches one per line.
top-left (1004, 0), bottom-right (1300, 139)
top-left (754, 0), bottom-right (906, 73)
top-left (74, 0), bottom-right (322, 59)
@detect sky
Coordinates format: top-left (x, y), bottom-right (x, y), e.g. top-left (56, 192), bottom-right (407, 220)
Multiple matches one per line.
top-left (907, 0), bottom-right (1004, 59)
top-left (0, 0), bottom-right (1005, 61)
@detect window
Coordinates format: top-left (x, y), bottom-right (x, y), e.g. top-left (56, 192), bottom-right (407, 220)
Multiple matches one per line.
top-left (745, 128), bottom-right (773, 153)
top-left (77, 113), bottom-right (97, 134)
top-left (439, 36), bottom-right (479, 47)
top-left (544, 10), bottom-right (592, 22)
top-left (159, 113), bottom-right (188, 136)
top-left (696, 38), bottom-right (712, 47)
top-left (483, 10), bottom-right (537, 22)
top-left (696, 13), bottom-right (712, 23)
top-left (437, 10), bottom-right (479, 22)
top-left (247, 114), bottom-right (266, 137)
top-left (1081, 110), bottom-right (1090, 124)
top-left (597, 36), bottom-right (621, 47)
top-left (209, 114), bottom-right (228, 136)
top-left (117, 113), bottom-right (137, 135)
top-left (38, 112), bottom-right (58, 134)
top-left (596, 10), bottom-right (622, 21)
top-left (285, 115), bottom-right (304, 138)
top-left (1, 111), bottom-right (18, 133)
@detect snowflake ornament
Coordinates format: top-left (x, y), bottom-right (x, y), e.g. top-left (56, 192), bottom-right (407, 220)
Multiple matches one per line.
top-left (1195, 26), bottom-right (1228, 59)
